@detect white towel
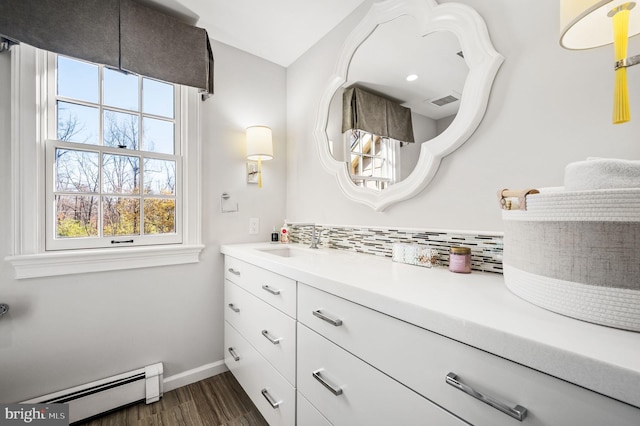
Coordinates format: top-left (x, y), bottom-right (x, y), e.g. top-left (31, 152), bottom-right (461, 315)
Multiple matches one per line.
top-left (564, 158), bottom-right (640, 191)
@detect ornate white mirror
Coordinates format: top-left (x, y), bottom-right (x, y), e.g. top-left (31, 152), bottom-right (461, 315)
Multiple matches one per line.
top-left (314, 0), bottom-right (503, 211)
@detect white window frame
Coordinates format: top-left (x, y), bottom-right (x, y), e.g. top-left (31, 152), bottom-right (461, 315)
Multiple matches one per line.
top-left (5, 45), bottom-right (204, 279)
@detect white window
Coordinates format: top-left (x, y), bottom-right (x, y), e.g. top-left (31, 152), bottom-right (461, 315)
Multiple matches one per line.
top-left (345, 129), bottom-right (400, 191)
top-left (46, 54), bottom-right (181, 250)
top-left (6, 45), bottom-right (203, 279)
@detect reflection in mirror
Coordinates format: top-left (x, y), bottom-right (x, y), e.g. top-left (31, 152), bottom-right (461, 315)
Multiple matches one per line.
top-left (327, 14), bottom-right (469, 191)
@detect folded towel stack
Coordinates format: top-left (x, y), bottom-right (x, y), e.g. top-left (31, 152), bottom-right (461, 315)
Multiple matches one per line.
top-left (564, 157), bottom-right (640, 191)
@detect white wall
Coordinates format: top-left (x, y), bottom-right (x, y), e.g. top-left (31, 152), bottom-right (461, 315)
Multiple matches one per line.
top-left (403, 112), bottom-right (438, 180)
top-left (286, 0), bottom-right (640, 231)
top-left (0, 40), bottom-right (286, 402)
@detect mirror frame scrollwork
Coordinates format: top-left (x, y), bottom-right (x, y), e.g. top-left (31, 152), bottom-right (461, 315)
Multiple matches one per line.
top-left (314, 0), bottom-right (503, 211)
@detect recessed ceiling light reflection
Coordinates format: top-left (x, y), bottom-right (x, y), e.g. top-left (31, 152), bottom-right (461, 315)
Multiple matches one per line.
top-left (406, 74), bottom-right (418, 82)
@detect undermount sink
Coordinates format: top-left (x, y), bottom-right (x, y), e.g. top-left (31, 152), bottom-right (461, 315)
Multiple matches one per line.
top-left (258, 246), bottom-right (317, 258)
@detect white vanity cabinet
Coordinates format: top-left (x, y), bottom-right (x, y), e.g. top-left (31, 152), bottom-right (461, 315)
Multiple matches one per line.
top-left (223, 257), bottom-right (296, 426)
top-left (297, 283), bottom-right (640, 426)
top-left (221, 244), bottom-right (640, 426)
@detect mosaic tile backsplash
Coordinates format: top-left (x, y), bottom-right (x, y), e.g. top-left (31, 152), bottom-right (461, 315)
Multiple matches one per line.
top-left (288, 223), bottom-right (504, 274)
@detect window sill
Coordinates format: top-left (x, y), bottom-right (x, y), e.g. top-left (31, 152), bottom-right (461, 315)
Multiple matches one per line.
top-left (5, 244), bottom-right (205, 279)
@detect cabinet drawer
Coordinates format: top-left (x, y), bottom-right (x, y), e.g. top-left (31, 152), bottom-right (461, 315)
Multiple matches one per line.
top-left (298, 283), bottom-right (640, 426)
top-left (225, 256), bottom-right (296, 317)
top-left (297, 324), bottom-right (466, 426)
top-left (224, 321), bottom-right (295, 426)
top-left (224, 280), bottom-right (296, 384)
top-left (297, 391), bottom-right (333, 426)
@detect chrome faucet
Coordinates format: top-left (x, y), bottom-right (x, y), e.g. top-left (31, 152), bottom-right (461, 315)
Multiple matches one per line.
top-left (310, 224), bottom-right (324, 249)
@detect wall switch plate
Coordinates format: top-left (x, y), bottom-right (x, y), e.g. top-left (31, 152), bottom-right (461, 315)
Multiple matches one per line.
top-left (249, 218), bottom-right (259, 234)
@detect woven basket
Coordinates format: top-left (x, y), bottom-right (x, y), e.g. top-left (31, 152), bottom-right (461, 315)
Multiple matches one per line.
top-left (499, 188), bottom-right (640, 332)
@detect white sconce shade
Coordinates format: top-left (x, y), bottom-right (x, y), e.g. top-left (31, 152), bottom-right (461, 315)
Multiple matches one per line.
top-left (560, 0), bottom-right (640, 49)
top-left (246, 126), bottom-right (273, 161)
top-left (560, 0), bottom-right (640, 123)
top-left (246, 126), bottom-right (273, 188)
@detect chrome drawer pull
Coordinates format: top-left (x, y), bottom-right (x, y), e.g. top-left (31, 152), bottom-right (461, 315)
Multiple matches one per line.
top-left (228, 303), bottom-right (240, 313)
top-left (446, 373), bottom-right (527, 421)
top-left (227, 347), bottom-right (240, 362)
top-left (228, 268), bottom-right (240, 276)
top-left (262, 284), bottom-right (281, 295)
top-left (312, 309), bottom-right (343, 327)
top-left (261, 329), bottom-right (281, 345)
top-left (312, 369), bottom-right (342, 396)
top-left (261, 388), bottom-right (282, 409)
top-left (313, 369), bottom-right (343, 396)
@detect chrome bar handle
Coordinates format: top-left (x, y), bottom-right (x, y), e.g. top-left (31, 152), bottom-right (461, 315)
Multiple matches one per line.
top-left (227, 268), bottom-right (240, 276)
top-left (261, 388), bottom-right (282, 409)
top-left (262, 284), bottom-right (281, 295)
top-left (227, 347), bottom-right (240, 362)
top-left (313, 369), bottom-right (343, 396)
top-left (261, 329), bottom-right (281, 345)
top-left (227, 303), bottom-right (240, 313)
top-left (312, 309), bottom-right (343, 326)
top-left (446, 373), bottom-right (527, 421)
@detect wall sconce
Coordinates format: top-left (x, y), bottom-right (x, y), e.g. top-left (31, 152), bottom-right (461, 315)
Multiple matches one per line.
top-left (560, 1), bottom-right (640, 124)
top-left (246, 126), bottom-right (273, 188)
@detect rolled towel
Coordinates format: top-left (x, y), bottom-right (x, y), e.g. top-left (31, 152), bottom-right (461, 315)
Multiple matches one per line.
top-left (537, 186), bottom-right (565, 193)
top-left (564, 158), bottom-right (640, 191)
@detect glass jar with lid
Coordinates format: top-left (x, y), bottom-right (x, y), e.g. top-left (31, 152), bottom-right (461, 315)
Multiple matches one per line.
top-left (449, 246), bottom-right (471, 273)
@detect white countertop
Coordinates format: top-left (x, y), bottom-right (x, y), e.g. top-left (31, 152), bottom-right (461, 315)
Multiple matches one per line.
top-left (220, 242), bottom-right (640, 408)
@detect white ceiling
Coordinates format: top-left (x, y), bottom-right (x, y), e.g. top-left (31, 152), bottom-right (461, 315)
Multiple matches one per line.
top-left (148, 0), bottom-right (467, 120)
top-left (165, 0), bottom-right (368, 67)
top-left (347, 14), bottom-right (468, 119)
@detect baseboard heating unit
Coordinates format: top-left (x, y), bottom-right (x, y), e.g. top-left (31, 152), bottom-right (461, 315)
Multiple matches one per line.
top-left (21, 362), bottom-right (163, 423)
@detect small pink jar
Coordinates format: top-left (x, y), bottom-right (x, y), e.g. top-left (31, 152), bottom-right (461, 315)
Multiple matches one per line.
top-left (449, 247), bottom-right (471, 273)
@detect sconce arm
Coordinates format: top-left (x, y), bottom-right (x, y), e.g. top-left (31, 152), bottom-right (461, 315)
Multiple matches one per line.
top-left (615, 54), bottom-right (640, 70)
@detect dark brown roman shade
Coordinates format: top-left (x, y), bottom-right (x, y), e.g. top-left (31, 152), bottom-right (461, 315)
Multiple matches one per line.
top-left (342, 86), bottom-right (415, 143)
top-left (0, 0), bottom-right (120, 68)
top-left (0, 0), bottom-right (213, 95)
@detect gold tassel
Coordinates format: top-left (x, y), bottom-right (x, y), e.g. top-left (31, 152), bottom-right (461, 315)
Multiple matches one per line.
top-left (257, 158), bottom-right (263, 188)
top-left (613, 9), bottom-right (630, 124)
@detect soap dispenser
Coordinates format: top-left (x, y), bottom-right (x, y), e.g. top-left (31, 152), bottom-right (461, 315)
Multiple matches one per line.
top-left (271, 226), bottom-right (279, 243)
top-left (280, 222), bottom-right (290, 243)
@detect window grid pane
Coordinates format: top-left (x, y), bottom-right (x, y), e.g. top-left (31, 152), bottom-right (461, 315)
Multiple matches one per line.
top-left (144, 198), bottom-right (176, 235)
top-left (102, 154), bottom-right (140, 195)
top-left (103, 68), bottom-right (139, 111)
top-left (144, 159), bottom-right (176, 195)
top-left (55, 148), bottom-right (99, 193)
top-left (103, 196), bottom-right (140, 236)
top-left (57, 101), bottom-right (99, 144)
top-left (103, 110), bottom-right (140, 149)
top-left (143, 78), bottom-right (175, 118)
top-left (55, 195), bottom-right (99, 238)
top-left (57, 56), bottom-right (99, 103)
top-left (142, 117), bottom-right (174, 154)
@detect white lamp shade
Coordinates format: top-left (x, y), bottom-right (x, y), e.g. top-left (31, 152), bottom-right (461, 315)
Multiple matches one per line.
top-left (246, 126), bottom-right (273, 161)
top-left (560, 0), bottom-right (640, 49)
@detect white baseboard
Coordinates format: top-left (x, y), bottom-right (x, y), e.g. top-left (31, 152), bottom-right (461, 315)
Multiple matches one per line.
top-left (162, 360), bottom-right (228, 393)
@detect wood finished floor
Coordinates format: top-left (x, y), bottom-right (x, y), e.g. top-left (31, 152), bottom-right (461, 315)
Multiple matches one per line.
top-left (76, 372), bottom-right (269, 426)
